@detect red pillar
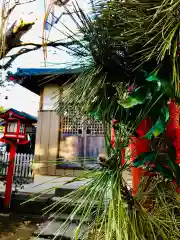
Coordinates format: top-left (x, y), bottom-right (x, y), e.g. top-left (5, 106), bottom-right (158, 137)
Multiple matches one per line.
top-left (166, 100), bottom-right (180, 164)
top-left (110, 119), bottom-right (117, 148)
top-left (166, 100), bottom-right (180, 193)
top-left (130, 118), bottom-right (151, 196)
top-left (4, 143), bottom-right (16, 209)
top-left (130, 137), bottom-right (150, 195)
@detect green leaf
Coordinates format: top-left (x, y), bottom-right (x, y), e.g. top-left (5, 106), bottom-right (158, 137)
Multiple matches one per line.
top-left (146, 72), bottom-right (173, 97)
top-left (144, 118), bottom-right (165, 139)
top-left (130, 87), bottom-right (148, 101)
top-left (146, 72), bottom-right (159, 82)
top-left (119, 87), bottom-right (148, 108)
top-left (155, 163), bottom-right (174, 181)
top-left (118, 96), bottom-right (144, 108)
top-left (133, 152), bottom-right (156, 168)
top-left (161, 106), bottom-right (169, 123)
top-left (88, 110), bottom-right (101, 121)
top-left (144, 106), bottom-right (169, 140)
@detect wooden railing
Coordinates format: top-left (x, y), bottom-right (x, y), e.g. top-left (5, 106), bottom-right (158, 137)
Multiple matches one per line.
top-left (0, 152), bottom-right (34, 179)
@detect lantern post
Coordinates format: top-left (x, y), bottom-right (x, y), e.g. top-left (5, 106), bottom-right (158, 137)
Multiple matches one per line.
top-left (0, 108), bottom-right (37, 212)
top-left (4, 142), bottom-right (16, 208)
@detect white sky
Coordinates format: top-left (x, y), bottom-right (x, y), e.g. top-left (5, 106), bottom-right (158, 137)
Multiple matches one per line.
top-left (2, 0), bottom-right (90, 72)
top-left (0, 0), bottom-right (90, 115)
top-left (0, 84), bottom-right (39, 116)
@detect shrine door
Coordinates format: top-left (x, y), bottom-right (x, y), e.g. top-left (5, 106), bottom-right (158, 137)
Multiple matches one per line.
top-left (59, 108), bottom-right (104, 168)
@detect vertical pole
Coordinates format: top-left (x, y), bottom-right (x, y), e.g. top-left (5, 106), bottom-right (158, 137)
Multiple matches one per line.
top-left (83, 117), bottom-right (87, 167)
top-left (166, 100), bottom-right (180, 193)
top-left (130, 137), bottom-right (150, 196)
top-left (167, 100), bottom-right (180, 164)
top-left (4, 143), bottom-right (16, 210)
top-left (130, 118), bottom-right (151, 196)
top-left (110, 120), bottom-right (117, 148)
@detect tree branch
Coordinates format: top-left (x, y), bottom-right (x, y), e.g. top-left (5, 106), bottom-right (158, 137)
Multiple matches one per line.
top-left (1, 46), bottom-right (40, 70)
top-left (5, 4), bottom-right (16, 20)
top-left (1, 0), bottom-right (37, 58)
top-left (4, 0), bottom-right (36, 20)
top-left (19, 40), bottom-right (77, 48)
top-left (0, 40), bottom-right (76, 70)
top-left (0, 0), bottom-right (74, 70)
top-left (0, 21), bottom-right (35, 59)
top-left (54, 0), bottom-right (70, 7)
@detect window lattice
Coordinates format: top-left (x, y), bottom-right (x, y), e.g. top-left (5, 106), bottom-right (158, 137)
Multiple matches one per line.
top-left (7, 122), bottom-right (17, 133)
top-left (61, 108), bottom-right (104, 136)
top-left (20, 124), bottom-right (25, 134)
top-left (86, 117), bottom-right (104, 136)
top-left (61, 108), bottom-right (83, 136)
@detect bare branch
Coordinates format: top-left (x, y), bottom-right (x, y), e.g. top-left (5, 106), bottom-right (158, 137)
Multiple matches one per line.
top-left (0, 46), bottom-right (40, 70)
top-left (19, 40), bottom-right (77, 48)
top-left (5, 5), bottom-right (17, 20)
top-left (0, 40), bottom-right (76, 70)
top-left (54, 0), bottom-right (70, 7)
top-left (0, 0), bottom-right (74, 70)
top-left (4, 0), bottom-right (36, 20)
top-left (0, 21), bottom-right (35, 59)
top-left (16, 0), bottom-right (36, 5)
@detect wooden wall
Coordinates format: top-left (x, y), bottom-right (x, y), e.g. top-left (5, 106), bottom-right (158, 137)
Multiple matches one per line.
top-left (34, 84), bottom-right (84, 176)
top-left (34, 111), bottom-right (60, 175)
top-left (42, 84), bottom-right (60, 111)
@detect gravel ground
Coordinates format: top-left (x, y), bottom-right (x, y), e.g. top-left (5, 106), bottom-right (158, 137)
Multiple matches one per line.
top-left (0, 215), bottom-right (42, 240)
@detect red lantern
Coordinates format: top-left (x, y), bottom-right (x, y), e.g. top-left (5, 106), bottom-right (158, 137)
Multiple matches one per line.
top-left (0, 108), bottom-right (36, 211)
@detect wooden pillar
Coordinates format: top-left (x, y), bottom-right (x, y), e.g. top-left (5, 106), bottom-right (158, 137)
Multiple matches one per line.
top-left (48, 111), bottom-right (60, 175)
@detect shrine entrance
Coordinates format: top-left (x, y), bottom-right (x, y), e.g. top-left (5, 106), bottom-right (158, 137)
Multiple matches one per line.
top-left (58, 108), bottom-right (104, 168)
